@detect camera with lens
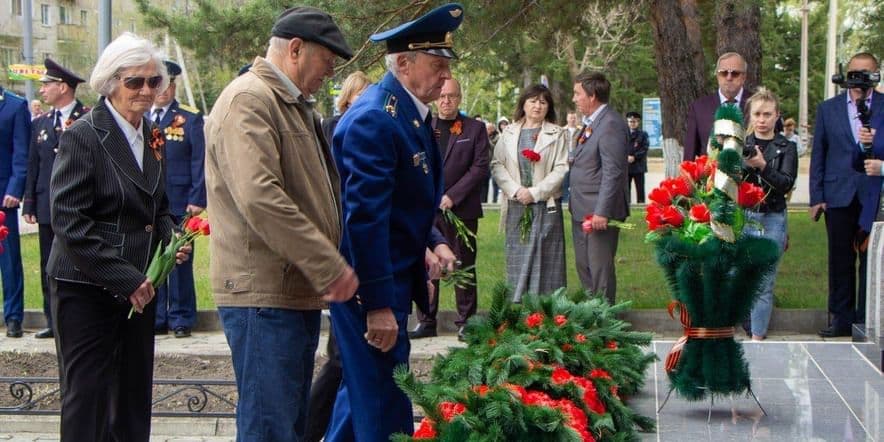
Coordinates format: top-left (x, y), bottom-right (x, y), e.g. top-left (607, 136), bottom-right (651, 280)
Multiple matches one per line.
top-left (831, 69), bottom-right (881, 91)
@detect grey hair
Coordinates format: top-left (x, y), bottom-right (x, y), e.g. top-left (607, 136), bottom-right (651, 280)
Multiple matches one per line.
top-left (267, 36), bottom-right (290, 58)
top-left (90, 32), bottom-right (168, 97)
top-left (385, 52), bottom-right (418, 77)
top-left (716, 52), bottom-right (747, 72)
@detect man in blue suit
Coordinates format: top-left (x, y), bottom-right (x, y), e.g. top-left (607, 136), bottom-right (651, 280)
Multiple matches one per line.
top-left (326, 4), bottom-right (462, 440)
top-left (0, 85), bottom-right (30, 338)
top-left (810, 52), bottom-right (884, 337)
top-left (148, 61), bottom-right (206, 338)
top-left (23, 58), bottom-right (88, 339)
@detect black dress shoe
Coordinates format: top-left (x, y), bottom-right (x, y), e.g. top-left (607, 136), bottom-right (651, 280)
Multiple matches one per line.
top-left (154, 327), bottom-right (168, 336)
top-left (173, 327), bottom-right (191, 338)
top-left (457, 326), bottom-right (466, 342)
top-left (34, 328), bottom-right (54, 339)
top-left (818, 326), bottom-right (851, 338)
top-left (6, 320), bottom-right (22, 338)
top-left (408, 324), bottom-right (437, 339)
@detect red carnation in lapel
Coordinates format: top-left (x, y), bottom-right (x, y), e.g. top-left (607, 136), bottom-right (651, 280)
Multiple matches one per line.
top-left (150, 127), bottom-right (164, 160)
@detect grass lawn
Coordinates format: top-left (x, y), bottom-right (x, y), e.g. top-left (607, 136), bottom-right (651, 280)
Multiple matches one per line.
top-left (15, 208), bottom-right (828, 312)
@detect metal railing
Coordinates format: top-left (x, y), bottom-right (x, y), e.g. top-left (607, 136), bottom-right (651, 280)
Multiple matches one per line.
top-left (0, 377), bottom-right (237, 418)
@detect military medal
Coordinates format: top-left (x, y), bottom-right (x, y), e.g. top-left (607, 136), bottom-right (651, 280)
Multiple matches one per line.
top-left (413, 152), bottom-right (429, 174)
top-left (412, 119), bottom-right (420, 128)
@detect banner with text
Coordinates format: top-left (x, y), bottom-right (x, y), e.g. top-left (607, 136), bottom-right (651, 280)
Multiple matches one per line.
top-left (7, 64), bottom-right (46, 81)
top-left (642, 98), bottom-right (662, 149)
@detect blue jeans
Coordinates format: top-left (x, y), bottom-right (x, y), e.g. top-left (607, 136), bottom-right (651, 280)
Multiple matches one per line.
top-left (219, 307), bottom-right (321, 442)
top-left (745, 211), bottom-right (787, 337)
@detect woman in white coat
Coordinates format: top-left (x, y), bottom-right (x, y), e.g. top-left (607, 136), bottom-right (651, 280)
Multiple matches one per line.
top-left (491, 84), bottom-right (569, 302)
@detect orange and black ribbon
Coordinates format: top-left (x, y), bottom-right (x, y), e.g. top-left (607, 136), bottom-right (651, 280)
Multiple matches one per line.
top-left (664, 301), bottom-right (735, 373)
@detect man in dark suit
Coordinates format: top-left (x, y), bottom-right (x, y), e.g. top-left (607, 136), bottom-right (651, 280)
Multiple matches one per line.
top-left (0, 85), bottom-right (30, 338)
top-left (626, 111), bottom-right (649, 204)
top-left (684, 52), bottom-right (749, 160)
top-left (23, 58), bottom-right (87, 339)
top-left (411, 77), bottom-right (489, 341)
top-left (810, 52), bottom-right (884, 337)
top-left (148, 61), bottom-right (206, 338)
top-left (328, 4), bottom-right (461, 440)
top-left (569, 71), bottom-right (629, 304)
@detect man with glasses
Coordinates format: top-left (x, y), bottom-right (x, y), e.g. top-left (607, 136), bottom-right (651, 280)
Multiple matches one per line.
top-left (810, 52), bottom-right (884, 337)
top-left (23, 58), bottom-right (87, 339)
top-left (148, 61), bottom-right (205, 339)
top-left (684, 52), bottom-right (748, 160)
top-left (410, 77), bottom-right (489, 341)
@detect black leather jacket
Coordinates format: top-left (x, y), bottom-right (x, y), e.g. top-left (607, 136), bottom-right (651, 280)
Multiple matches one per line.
top-left (742, 133), bottom-right (798, 213)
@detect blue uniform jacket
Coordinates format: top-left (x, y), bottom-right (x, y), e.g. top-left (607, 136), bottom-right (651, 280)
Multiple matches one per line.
top-left (24, 101), bottom-right (88, 222)
top-left (148, 100), bottom-right (206, 216)
top-left (810, 90), bottom-right (884, 208)
top-left (333, 72), bottom-right (445, 314)
top-left (0, 89), bottom-right (30, 200)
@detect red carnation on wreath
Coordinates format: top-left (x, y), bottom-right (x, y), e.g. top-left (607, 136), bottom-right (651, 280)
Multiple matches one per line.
top-left (438, 401), bottom-right (467, 422)
top-left (413, 417), bottom-right (437, 439)
top-left (525, 312), bottom-right (544, 328)
top-left (737, 182), bottom-right (766, 208)
top-left (689, 203), bottom-right (711, 223)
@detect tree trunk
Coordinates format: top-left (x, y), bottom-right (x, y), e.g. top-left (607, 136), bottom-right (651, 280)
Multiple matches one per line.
top-left (715, 1), bottom-right (762, 93)
top-left (649, 0), bottom-right (707, 169)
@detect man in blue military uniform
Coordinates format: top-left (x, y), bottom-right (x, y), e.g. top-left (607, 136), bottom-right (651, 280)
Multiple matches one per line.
top-left (0, 85), bottom-right (30, 338)
top-left (148, 61), bottom-right (206, 338)
top-left (23, 58), bottom-right (88, 339)
top-left (326, 4), bottom-right (463, 441)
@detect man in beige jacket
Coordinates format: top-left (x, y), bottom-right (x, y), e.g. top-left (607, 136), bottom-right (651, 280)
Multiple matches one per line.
top-left (203, 7), bottom-right (358, 441)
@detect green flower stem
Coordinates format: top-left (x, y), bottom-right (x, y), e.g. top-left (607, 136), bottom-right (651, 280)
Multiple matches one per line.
top-left (442, 208), bottom-right (476, 252)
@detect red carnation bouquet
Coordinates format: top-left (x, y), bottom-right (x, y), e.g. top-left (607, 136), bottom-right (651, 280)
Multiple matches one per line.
top-left (128, 215), bottom-right (210, 319)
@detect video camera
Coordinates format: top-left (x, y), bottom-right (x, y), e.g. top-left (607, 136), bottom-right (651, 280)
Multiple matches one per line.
top-left (832, 64), bottom-right (880, 156)
top-left (832, 69), bottom-right (881, 91)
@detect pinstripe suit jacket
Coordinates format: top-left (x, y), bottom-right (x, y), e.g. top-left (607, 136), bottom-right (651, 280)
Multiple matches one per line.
top-left (47, 98), bottom-right (175, 301)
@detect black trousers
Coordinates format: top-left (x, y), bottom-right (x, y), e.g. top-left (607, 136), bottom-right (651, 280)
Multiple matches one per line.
top-left (824, 199), bottom-right (866, 330)
top-left (418, 217), bottom-right (478, 328)
top-left (628, 173), bottom-right (645, 203)
top-left (37, 223), bottom-right (54, 329)
top-left (305, 325), bottom-right (342, 442)
top-left (51, 279), bottom-right (155, 442)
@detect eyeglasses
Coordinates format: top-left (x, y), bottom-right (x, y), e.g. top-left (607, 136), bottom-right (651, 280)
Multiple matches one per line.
top-left (717, 70), bottom-right (743, 79)
top-left (117, 75), bottom-right (163, 90)
top-left (439, 94), bottom-right (461, 101)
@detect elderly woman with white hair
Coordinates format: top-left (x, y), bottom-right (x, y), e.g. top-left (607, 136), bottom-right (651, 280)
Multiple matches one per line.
top-left (47, 32), bottom-right (189, 441)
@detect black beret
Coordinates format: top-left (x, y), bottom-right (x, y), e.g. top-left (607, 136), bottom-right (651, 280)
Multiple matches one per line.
top-left (164, 60), bottom-right (182, 77)
top-left (40, 58), bottom-right (85, 88)
top-left (271, 6), bottom-right (353, 60)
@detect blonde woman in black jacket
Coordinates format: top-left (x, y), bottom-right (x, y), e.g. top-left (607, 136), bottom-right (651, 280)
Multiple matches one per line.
top-left (742, 87), bottom-right (798, 341)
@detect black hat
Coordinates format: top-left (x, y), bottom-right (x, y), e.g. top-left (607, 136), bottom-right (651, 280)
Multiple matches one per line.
top-left (40, 58), bottom-right (85, 89)
top-left (271, 6), bottom-right (353, 60)
top-left (626, 111), bottom-right (641, 119)
top-left (237, 63), bottom-right (252, 77)
top-left (164, 60), bottom-right (182, 77)
top-left (370, 3), bottom-right (464, 59)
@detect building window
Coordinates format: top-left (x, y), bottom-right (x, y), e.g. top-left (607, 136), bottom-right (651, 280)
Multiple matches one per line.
top-left (40, 4), bottom-right (50, 26)
top-left (59, 6), bottom-right (67, 24)
top-left (80, 10), bottom-right (87, 26)
top-left (12, 0), bottom-right (22, 16)
top-left (0, 48), bottom-right (15, 67)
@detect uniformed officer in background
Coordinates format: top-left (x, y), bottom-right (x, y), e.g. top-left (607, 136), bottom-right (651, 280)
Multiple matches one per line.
top-left (148, 60), bottom-right (206, 338)
top-left (326, 3), bottom-right (463, 440)
top-left (23, 58), bottom-right (88, 339)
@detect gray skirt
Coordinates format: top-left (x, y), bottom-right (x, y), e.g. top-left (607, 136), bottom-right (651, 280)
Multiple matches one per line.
top-left (504, 199), bottom-right (567, 302)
